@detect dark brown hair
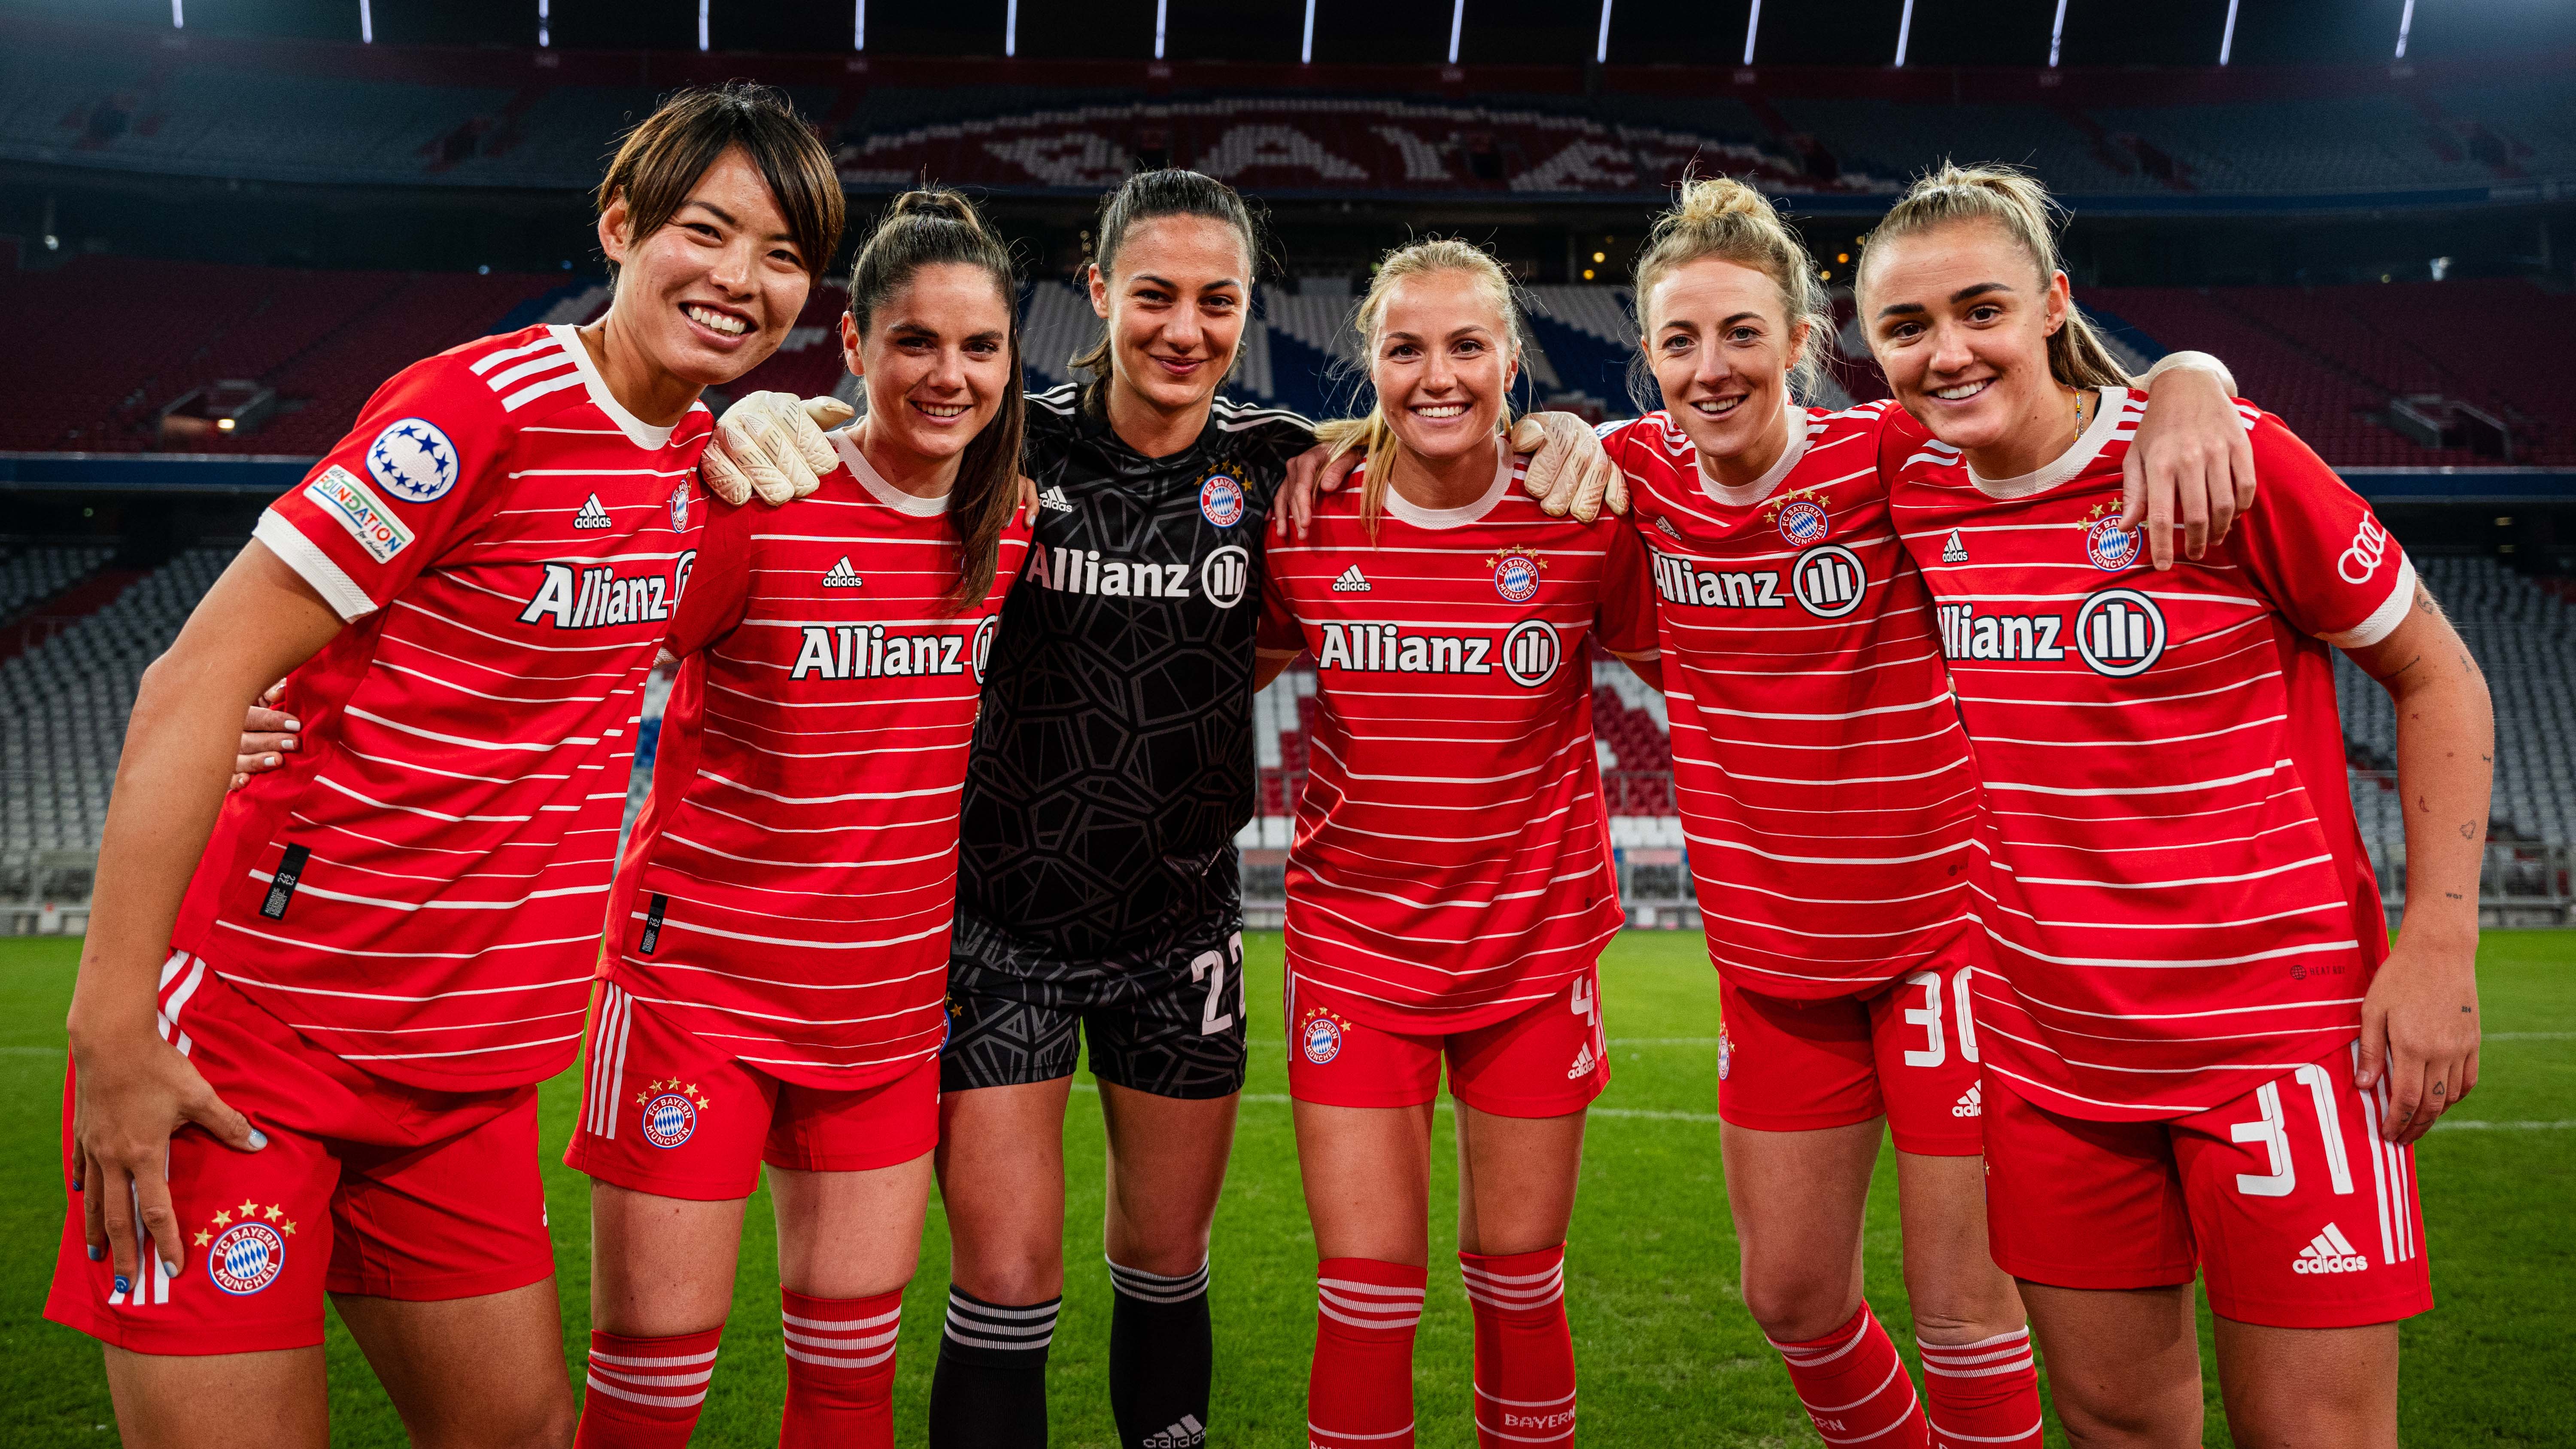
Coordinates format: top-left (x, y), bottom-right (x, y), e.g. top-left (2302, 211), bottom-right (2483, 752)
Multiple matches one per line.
top-left (596, 81), bottom-right (844, 285)
top-left (1069, 168), bottom-right (1263, 382)
top-left (847, 188), bottom-right (1026, 613)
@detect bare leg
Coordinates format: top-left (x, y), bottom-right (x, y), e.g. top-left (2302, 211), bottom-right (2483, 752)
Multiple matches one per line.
top-left (2213, 1318), bottom-right (2399, 1449)
top-left (102, 1345), bottom-right (330, 1449)
top-left (1099, 1081), bottom-right (1238, 1275)
top-left (1453, 1104), bottom-right (1587, 1255)
top-left (1719, 1119), bottom-right (1880, 1342)
top-left (334, 1279), bottom-right (583, 1449)
top-left (771, 1152), bottom-right (935, 1298)
top-left (936, 1078), bottom-right (1074, 1302)
top-left (2018, 1281), bottom-right (2204, 1448)
top-left (585, 1186), bottom-right (748, 1337)
top-left (1294, 1100), bottom-right (1435, 1263)
top-left (1892, 1149), bottom-right (2027, 1344)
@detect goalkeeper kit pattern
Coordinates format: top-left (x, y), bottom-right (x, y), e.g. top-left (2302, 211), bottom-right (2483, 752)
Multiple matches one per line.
top-left (943, 383), bottom-right (1312, 1097)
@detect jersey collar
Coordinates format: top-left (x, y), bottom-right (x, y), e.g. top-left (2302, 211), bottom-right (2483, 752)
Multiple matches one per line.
top-left (830, 428), bottom-right (954, 516)
top-left (549, 323), bottom-right (685, 450)
top-left (1967, 386), bottom-right (2129, 499)
top-left (1694, 400), bottom-right (1810, 509)
top-left (1381, 437), bottom-right (1514, 530)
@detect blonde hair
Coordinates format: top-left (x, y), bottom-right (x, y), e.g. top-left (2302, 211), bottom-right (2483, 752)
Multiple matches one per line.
top-left (1854, 161), bottom-right (2131, 391)
top-left (1313, 237), bottom-right (1528, 536)
top-left (1628, 175), bottom-right (1833, 407)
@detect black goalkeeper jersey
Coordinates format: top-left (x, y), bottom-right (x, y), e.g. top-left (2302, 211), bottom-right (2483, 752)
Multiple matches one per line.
top-left (954, 383), bottom-right (1315, 972)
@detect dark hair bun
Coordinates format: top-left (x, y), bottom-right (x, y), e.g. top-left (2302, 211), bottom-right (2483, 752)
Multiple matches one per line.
top-left (887, 188), bottom-right (983, 235)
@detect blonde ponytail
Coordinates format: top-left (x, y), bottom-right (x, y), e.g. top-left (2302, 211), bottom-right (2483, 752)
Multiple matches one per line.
top-left (1629, 175), bottom-right (1833, 406)
top-left (1854, 162), bottom-right (2130, 390)
top-left (1322, 237), bottom-right (1530, 537)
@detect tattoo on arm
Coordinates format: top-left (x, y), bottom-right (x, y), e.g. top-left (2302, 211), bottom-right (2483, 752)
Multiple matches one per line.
top-left (2460, 821), bottom-right (2478, 840)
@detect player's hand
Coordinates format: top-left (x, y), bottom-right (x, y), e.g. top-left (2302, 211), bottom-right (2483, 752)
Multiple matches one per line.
top-left (68, 1019), bottom-right (266, 1287)
top-left (1015, 474), bottom-right (1040, 526)
top-left (1275, 443), bottom-right (1361, 542)
top-left (2355, 933), bottom-right (2480, 1145)
top-left (703, 392), bottom-right (854, 507)
top-left (231, 681), bottom-right (296, 791)
top-left (1515, 413), bottom-right (1626, 523)
top-left (2118, 363), bottom-right (2255, 570)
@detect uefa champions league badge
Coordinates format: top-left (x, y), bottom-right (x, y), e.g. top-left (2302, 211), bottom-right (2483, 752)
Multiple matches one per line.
top-left (198, 1200), bottom-right (293, 1296)
top-left (1298, 1007), bottom-right (1350, 1066)
top-left (2082, 502), bottom-right (2138, 571)
top-left (1199, 471), bottom-right (1245, 528)
top-left (637, 1078), bottom-right (710, 1149)
top-left (365, 418), bottom-right (459, 503)
top-left (1774, 498), bottom-right (1829, 546)
top-left (1716, 1025), bottom-right (1734, 1081)
top-left (1490, 549), bottom-right (1545, 603)
top-left (668, 482), bottom-right (692, 532)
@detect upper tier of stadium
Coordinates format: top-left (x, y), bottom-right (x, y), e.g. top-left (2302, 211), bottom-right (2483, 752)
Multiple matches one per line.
top-left (3, 15), bottom-right (2571, 213)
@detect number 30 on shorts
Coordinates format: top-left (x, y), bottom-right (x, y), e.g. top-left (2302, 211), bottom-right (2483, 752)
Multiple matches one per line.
top-left (1901, 967), bottom-right (1981, 1069)
top-left (1188, 933), bottom-right (1244, 1036)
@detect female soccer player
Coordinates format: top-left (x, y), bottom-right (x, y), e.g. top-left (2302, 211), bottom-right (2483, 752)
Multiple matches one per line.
top-left (1595, 177), bottom-right (2249, 1449)
top-left (52, 83), bottom-right (841, 1448)
top-left (1862, 164), bottom-right (2488, 1448)
top-left (1255, 238), bottom-right (1659, 1449)
top-left (560, 188), bottom-right (1031, 1449)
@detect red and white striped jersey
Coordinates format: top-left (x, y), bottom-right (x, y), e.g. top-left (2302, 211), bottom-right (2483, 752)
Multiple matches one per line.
top-left (178, 323), bottom-right (711, 1092)
top-left (1887, 388), bottom-right (2415, 1121)
top-left (1602, 402), bottom-right (1979, 999)
top-left (605, 435), bottom-right (1032, 1088)
top-left (1257, 445), bottom-right (1657, 1033)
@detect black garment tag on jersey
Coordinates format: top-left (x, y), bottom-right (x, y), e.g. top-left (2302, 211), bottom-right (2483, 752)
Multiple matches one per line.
top-left (259, 844), bottom-right (311, 920)
top-left (638, 894), bottom-right (668, 955)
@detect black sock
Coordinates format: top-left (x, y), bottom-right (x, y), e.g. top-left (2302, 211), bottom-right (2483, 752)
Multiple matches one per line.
top-left (927, 1285), bottom-right (1059, 1449)
top-left (1106, 1256), bottom-right (1213, 1449)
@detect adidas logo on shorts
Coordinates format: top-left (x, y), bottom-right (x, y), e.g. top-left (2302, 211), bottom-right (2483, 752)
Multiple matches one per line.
top-left (1567, 1043), bottom-right (1596, 1079)
top-left (1952, 1082), bottom-right (1981, 1118)
top-left (1142, 1415), bottom-right (1206, 1447)
top-left (1331, 565), bottom-right (1370, 592)
top-left (2293, 1222), bottom-right (2371, 1275)
top-left (1941, 529), bottom-right (1969, 564)
top-left (1038, 484), bottom-right (1075, 512)
top-left (821, 557), bottom-right (863, 588)
top-left (573, 493), bottom-right (612, 529)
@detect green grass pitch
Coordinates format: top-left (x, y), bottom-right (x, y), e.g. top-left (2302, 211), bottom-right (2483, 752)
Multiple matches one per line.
top-left (4, 931), bottom-right (2570, 1445)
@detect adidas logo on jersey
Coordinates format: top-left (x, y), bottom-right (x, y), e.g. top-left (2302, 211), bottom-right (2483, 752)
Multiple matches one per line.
top-left (1941, 529), bottom-right (1969, 563)
top-left (1037, 485), bottom-right (1075, 512)
top-left (1142, 1415), bottom-right (1206, 1448)
top-left (1655, 514), bottom-right (1682, 539)
top-left (1952, 1083), bottom-right (1982, 1118)
top-left (1567, 1043), bottom-right (1597, 1080)
top-left (1331, 565), bottom-right (1370, 592)
top-left (2293, 1223), bottom-right (2371, 1275)
top-left (820, 557), bottom-right (863, 588)
top-left (573, 494), bottom-right (612, 530)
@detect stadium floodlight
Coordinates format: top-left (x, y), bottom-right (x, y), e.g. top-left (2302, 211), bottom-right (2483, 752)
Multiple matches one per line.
top-left (1449, 0), bottom-right (1464, 65)
top-left (1005, 0), bottom-right (1017, 57)
top-left (359, 0), bottom-right (372, 43)
top-left (1743, 0), bottom-right (1761, 65)
top-left (2218, 0), bottom-right (2238, 64)
top-left (2049, 0), bottom-right (2067, 67)
top-left (1894, 0), bottom-right (1913, 65)
top-left (697, 0), bottom-right (708, 52)
top-left (169, 0), bottom-right (181, 27)
top-left (537, 0), bottom-right (549, 47)
top-left (1596, 0), bottom-right (1612, 63)
top-left (1302, 0), bottom-right (1317, 63)
top-left (854, 0), bottom-right (865, 51)
top-left (1155, 0), bottom-right (1167, 60)
top-left (2396, 0), bottom-right (2415, 58)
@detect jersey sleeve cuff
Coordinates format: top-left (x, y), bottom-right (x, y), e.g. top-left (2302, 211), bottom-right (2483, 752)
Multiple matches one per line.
top-left (2323, 554), bottom-right (2415, 650)
top-left (254, 511), bottom-right (380, 622)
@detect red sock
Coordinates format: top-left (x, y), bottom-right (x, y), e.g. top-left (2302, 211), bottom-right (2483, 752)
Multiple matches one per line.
top-left (1766, 1304), bottom-right (1930, 1449)
top-left (1309, 1257), bottom-right (1426, 1449)
top-left (1460, 1245), bottom-right (1577, 1448)
top-left (778, 1286), bottom-right (904, 1449)
top-left (1920, 1327), bottom-right (2043, 1449)
top-left (574, 1326), bottom-right (722, 1449)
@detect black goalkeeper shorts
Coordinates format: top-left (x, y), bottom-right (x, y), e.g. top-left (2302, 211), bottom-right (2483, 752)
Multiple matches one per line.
top-left (940, 912), bottom-right (1248, 1100)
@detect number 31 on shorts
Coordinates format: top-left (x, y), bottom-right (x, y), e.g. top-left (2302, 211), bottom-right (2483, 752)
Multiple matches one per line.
top-left (1189, 933), bottom-right (1244, 1036)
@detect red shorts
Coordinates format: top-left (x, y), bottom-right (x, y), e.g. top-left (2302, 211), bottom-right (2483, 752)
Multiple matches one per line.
top-left (1716, 964), bottom-right (1984, 1155)
top-left (1284, 970), bottom-right (1607, 1118)
top-left (1982, 1047), bottom-right (2432, 1329)
top-left (562, 983), bottom-right (940, 1201)
top-left (46, 953), bottom-right (554, 1356)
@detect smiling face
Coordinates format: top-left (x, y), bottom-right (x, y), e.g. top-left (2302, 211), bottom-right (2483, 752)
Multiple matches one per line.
top-left (1644, 257), bottom-right (1807, 469)
top-left (598, 146), bottom-right (813, 390)
top-left (841, 262), bottom-right (1015, 480)
top-left (1859, 218), bottom-right (2071, 456)
top-left (1370, 267), bottom-right (1519, 469)
top-left (1089, 215), bottom-right (1251, 415)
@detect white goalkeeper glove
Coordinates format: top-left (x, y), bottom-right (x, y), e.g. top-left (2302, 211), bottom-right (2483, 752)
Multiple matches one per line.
top-left (1513, 411), bottom-right (1627, 523)
top-left (702, 392), bottom-right (855, 507)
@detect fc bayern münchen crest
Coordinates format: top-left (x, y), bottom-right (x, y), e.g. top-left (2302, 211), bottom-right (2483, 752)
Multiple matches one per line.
top-left (1300, 1010), bottom-right (1345, 1065)
top-left (1199, 472), bottom-right (1245, 528)
top-left (207, 1217), bottom-right (288, 1296)
top-left (1775, 498), bottom-right (1828, 546)
top-left (1491, 550), bottom-right (1543, 603)
top-left (638, 1078), bottom-right (708, 1149)
top-left (365, 417), bottom-right (459, 502)
top-left (1716, 1025), bottom-right (1734, 1082)
top-left (668, 482), bottom-right (692, 533)
top-left (2084, 516), bottom-right (2139, 571)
